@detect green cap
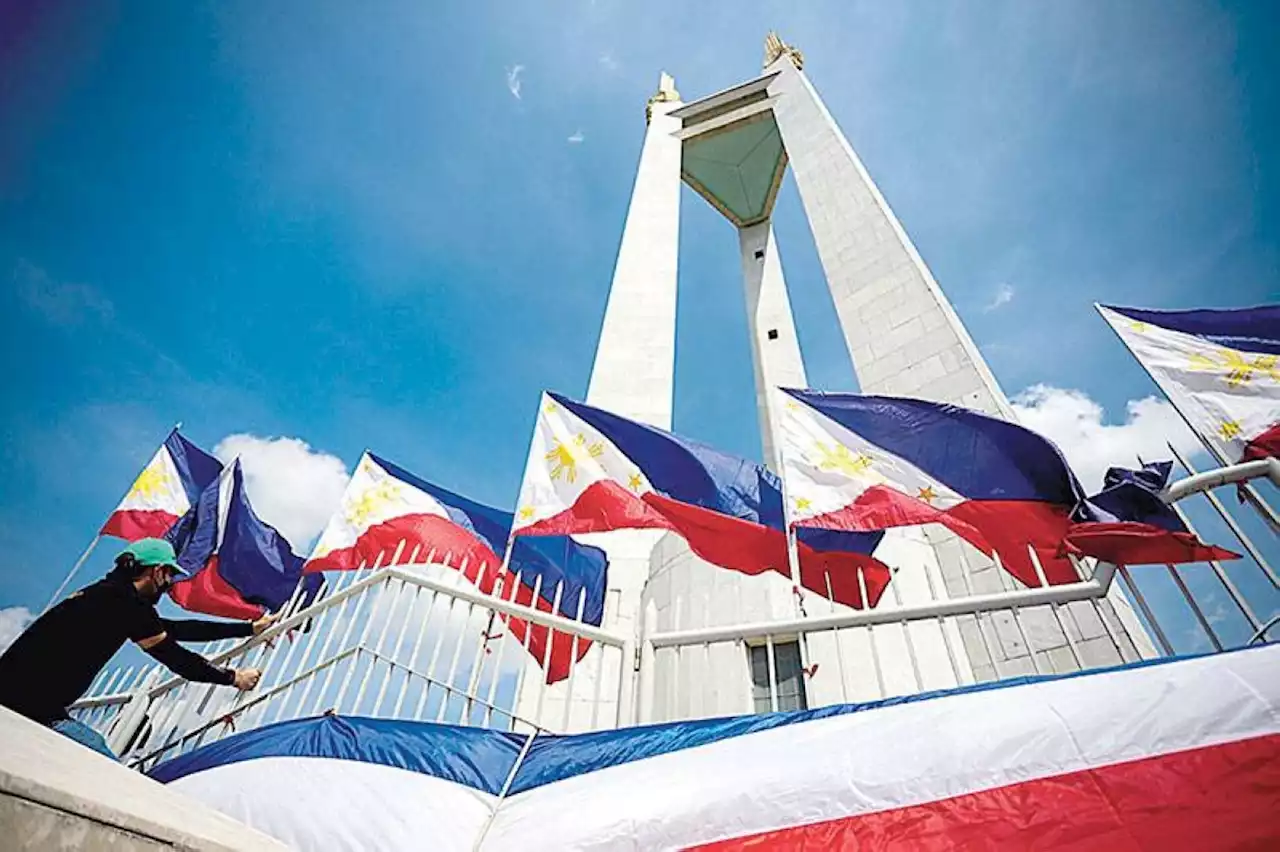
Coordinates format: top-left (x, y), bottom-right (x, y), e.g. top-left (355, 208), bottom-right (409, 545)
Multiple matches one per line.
top-left (121, 538), bottom-right (190, 577)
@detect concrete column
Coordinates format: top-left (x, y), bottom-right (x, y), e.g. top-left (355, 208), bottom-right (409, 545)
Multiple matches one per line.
top-left (585, 89), bottom-right (683, 430)
top-left (765, 56), bottom-right (1013, 419)
top-left (517, 80), bottom-right (684, 731)
top-left (739, 221), bottom-right (807, 472)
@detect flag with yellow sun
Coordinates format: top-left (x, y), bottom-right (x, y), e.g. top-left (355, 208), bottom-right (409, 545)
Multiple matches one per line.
top-left (100, 429), bottom-right (223, 541)
top-left (1098, 303), bottom-right (1280, 465)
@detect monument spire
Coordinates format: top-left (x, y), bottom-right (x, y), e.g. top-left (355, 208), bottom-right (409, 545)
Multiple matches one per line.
top-left (763, 31), bottom-right (804, 70)
top-left (645, 71), bottom-right (680, 124)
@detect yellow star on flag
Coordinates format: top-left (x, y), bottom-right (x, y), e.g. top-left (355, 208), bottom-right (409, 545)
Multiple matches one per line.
top-left (627, 473), bottom-right (644, 492)
top-left (1217, 420), bottom-right (1243, 441)
top-left (793, 497), bottom-right (812, 511)
top-left (917, 485), bottom-right (938, 504)
top-left (544, 400), bottom-right (559, 414)
top-left (518, 506), bottom-right (534, 521)
top-left (1128, 320), bottom-right (1148, 333)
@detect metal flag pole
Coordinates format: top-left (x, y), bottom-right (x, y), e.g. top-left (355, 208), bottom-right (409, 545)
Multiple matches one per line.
top-left (42, 537), bottom-right (101, 612)
top-left (1167, 442), bottom-right (1279, 588)
top-left (772, 388), bottom-right (820, 702)
top-left (769, 388), bottom-right (805, 593)
top-left (466, 535), bottom-right (517, 718)
top-left (42, 422), bottom-right (183, 613)
top-left (1093, 303), bottom-right (1280, 535)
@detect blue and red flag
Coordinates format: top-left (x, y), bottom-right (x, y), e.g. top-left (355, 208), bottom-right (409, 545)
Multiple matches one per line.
top-left (305, 453), bottom-right (608, 683)
top-left (167, 461), bottom-right (323, 621)
top-left (512, 392), bottom-right (892, 610)
top-left (778, 390), bottom-right (1238, 586)
top-left (101, 430), bottom-right (222, 541)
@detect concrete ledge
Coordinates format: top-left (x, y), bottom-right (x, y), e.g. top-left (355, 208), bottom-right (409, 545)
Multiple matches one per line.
top-left (0, 707), bottom-right (288, 851)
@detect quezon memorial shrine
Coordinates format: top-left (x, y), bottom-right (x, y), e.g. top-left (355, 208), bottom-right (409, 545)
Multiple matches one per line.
top-left (3, 33), bottom-right (1278, 851)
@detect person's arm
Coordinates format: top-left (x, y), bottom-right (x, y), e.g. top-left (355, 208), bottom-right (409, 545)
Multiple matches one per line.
top-left (158, 618), bottom-right (254, 643)
top-left (137, 634), bottom-right (236, 685)
top-left (126, 598), bottom-right (261, 690)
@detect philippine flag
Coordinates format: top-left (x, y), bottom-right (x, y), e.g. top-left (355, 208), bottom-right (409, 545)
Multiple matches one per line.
top-left (305, 453), bottom-right (608, 684)
top-left (512, 392), bottom-right (892, 610)
top-left (1098, 303), bottom-right (1280, 464)
top-left (101, 430), bottom-right (222, 541)
top-left (167, 461), bottom-right (323, 621)
top-left (779, 389), bottom-right (1237, 588)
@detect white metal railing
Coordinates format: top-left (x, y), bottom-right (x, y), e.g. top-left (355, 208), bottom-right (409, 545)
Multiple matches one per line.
top-left (637, 551), bottom-right (1146, 724)
top-left (639, 514), bottom-right (1278, 724)
top-left (69, 547), bottom-right (627, 769)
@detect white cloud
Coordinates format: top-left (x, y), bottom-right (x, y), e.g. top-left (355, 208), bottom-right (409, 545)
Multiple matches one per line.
top-left (0, 606), bottom-right (33, 652)
top-left (983, 282), bottom-right (1015, 312)
top-left (1010, 385), bottom-right (1202, 491)
top-left (598, 52), bottom-right (619, 73)
top-left (214, 435), bottom-right (351, 551)
top-left (505, 65), bottom-right (524, 100)
top-left (567, 129), bottom-right (585, 144)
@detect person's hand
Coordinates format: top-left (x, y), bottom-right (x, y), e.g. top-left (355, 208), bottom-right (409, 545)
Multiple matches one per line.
top-left (251, 612), bottom-right (279, 636)
top-left (232, 668), bottom-right (262, 691)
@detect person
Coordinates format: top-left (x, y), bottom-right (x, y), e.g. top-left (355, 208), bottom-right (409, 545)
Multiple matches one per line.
top-left (0, 538), bottom-right (274, 759)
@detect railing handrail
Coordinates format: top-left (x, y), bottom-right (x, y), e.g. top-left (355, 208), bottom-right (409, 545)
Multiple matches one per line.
top-left (648, 562), bottom-right (1118, 648)
top-left (127, 640), bottom-right (551, 769)
top-left (1163, 457), bottom-right (1280, 503)
top-left (128, 563), bottom-right (627, 703)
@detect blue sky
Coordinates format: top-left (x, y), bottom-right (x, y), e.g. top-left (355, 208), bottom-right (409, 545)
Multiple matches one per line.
top-left (1, 1), bottom-right (1277, 653)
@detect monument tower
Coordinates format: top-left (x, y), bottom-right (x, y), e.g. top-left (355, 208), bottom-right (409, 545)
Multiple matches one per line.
top-left (517, 34), bottom-right (1152, 728)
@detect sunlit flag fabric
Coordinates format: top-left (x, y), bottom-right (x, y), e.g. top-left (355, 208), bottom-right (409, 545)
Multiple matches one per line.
top-left (100, 430), bottom-right (222, 541)
top-left (166, 461), bottom-right (322, 621)
top-left (777, 389), bottom-right (1234, 587)
top-left (150, 644), bottom-right (1280, 851)
top-left (512, 392), bottom-right (892, 609)
top-left (1098, 303), bottom-right (1280, 464)
top-left (305, 452), bottom-right (608, 683)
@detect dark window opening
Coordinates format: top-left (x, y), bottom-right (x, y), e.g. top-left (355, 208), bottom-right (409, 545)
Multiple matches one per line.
top-left (749, 641), bottom-right (808, 713)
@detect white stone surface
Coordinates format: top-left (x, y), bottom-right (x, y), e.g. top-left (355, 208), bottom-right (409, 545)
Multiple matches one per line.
top-left (765, 54), bottom-right (1013, 419)
top-left (0, 707), bottom-right (287, 851)
top-left (739, 221), bottom-right (808, 472)
top-left (584, 96), bottom-right (683, 430)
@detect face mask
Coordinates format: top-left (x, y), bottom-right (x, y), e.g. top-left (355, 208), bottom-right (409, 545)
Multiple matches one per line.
top-left (140, 568), bottom-right (171, 605)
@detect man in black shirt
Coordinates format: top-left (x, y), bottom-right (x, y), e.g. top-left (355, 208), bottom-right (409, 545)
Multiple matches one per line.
top-left (0, 538), bottom-right (272, 759)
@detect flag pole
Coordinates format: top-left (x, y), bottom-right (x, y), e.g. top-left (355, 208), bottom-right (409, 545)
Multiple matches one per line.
top-left (1094, 303), bottom-right (1280, 534)
top-left (773, 393), bottom-right (816, 699)
top-left (42, 536), bottom-right (100, 612)
top-left (1167, 442), bottom-right (1278, 588)
top-left (41, 422), bottom-right (184, 613)
top-left (467, 534), bottom-right (516, 716)
top-left (771, 389), bottom-right (804, 593)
